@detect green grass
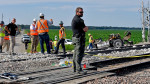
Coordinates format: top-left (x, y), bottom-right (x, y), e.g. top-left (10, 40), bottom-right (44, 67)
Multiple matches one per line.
top-left (25, 29), bottom-right (148, 52)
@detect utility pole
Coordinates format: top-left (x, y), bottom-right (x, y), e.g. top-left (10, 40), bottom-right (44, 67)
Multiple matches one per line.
top-left (1, 13), bottom-right (3, 21)
top-left (147, 1), bottom-right (150, 42)
top-left (142, 0), bottom-right (146, 42)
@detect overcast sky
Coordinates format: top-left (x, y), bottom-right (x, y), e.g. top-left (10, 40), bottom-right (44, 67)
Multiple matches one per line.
top-left (0, 0), bottom-right (149, 27)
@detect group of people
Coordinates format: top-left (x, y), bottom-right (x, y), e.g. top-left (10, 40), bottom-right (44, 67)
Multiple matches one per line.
top-left (29, 7), bottom-right (89, 75)
top-left (0, 18), bottom-right (18, 55)
top-left (29, 14), bottom-right (66, 55)
top-left (0, 7), bottom-right (89, 75)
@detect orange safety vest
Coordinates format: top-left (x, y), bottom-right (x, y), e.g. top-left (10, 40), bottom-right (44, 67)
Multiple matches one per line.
top-left (37, 19), bottom-right (49, 33)
top-left (4, 36), bottom-right (9, 40)
top-left (59, 27), bottom-right (66, 39)
top-left (30, 24), bottom-right (38, 35)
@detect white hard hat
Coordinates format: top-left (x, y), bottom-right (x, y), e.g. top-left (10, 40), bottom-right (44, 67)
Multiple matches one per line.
top-left (33, 18), bottom-right (37, 22)
top-left (39, 13), bottom-right (44, 17)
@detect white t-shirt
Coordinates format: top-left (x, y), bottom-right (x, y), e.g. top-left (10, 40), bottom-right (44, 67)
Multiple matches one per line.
top-left (30, 24), bottom-right (36, 30)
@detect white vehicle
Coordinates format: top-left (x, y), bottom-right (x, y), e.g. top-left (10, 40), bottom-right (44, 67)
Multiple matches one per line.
top-left (21, 34), bottom-right (31, 43)
top-left (65, 39), bottom-right (72, 45)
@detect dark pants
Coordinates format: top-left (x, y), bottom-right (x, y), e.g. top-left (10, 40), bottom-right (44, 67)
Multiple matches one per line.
top-left (39, 33), bottom-right (51, 54)
top-left (89, 43), bottom-right (93, 49)
top-left (55, 39), bottom-right (66, 54)
top-left (72, 36), bottom-right (85, 72)
top-left (25, 42), bottom-right (28, 50)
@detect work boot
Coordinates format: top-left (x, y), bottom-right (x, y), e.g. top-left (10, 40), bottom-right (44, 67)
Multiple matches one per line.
top-left (76, 71), bottom-right (87, 75)
top-left (53, 51), bottom-right (58, 54)
top-left (34, 51), bottom-right (38, 53)
top-left (0, 45), bottom-right (2, 53)
top-left (30, 51), bottom-right (33, 54)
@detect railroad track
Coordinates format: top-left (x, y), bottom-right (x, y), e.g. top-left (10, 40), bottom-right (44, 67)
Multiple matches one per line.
top-left (1, 53), bottom-right (150, 84)
top-left (1, 44), bottom-right (150, 83)
top-left (0, 54), bottom-right (73, 63)
top-left (85, 44), bottom-right (150, 55)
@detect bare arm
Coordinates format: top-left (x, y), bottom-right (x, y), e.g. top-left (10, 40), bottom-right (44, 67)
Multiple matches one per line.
top-left (5, 26), bottom-right (10, 34)
top-left (83, 26), bottom-right (88, 32)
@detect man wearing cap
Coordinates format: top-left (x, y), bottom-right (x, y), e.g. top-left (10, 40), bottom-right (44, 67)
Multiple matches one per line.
top-left (36, 13), bottom-right (53, 55)
top-left (5, 18), bottom-right (18, 55)
top-left (54, 21), bottom-right (66, 55)
top-left (30, 18), bottom-right (39, 53)
top-left (0, 21), bottom-right (5, 53)
top-left (72, 7), bottom-right (88, 75)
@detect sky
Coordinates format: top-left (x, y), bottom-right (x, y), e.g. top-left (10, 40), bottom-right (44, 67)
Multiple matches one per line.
top-left (0, 0), bottom-right (149, 27)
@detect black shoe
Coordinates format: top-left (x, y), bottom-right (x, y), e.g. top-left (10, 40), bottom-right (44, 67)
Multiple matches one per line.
top-left (76, 71), bottom-right (87, 75)
top-left (53, 52), bottom-right (58, 54)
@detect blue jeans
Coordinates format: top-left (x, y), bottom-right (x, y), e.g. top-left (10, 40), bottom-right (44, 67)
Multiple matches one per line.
top-left (89, 43), bottom-right (93, 49)
top-left (39, 33), bottom-right (50, 54)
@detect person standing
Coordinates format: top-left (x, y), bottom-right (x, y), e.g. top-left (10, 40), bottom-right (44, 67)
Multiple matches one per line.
top-left (5, 18), bottom-right (18, 55)
top-left (0, 21), bottom-right (5, 53)
top-left (88, 33), bottom-right (94, 49)
top-left (54, 21), bottom-right (66, 55)
top-left (2, 35), bottom-right (10, 53)
top-left (36, 13), bottom-right (53, 55)
top-left (72, 7), bottom-right (88, 74)
top-left (30, 18), bottom-right (39, 53)
top-left (53, 36), bottom-right (58, 50)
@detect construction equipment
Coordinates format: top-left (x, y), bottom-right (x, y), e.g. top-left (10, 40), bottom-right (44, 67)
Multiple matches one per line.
top-left (109, 33), bottom-right (133, 48)
top-left (109, 33), bottom-right (124, 48)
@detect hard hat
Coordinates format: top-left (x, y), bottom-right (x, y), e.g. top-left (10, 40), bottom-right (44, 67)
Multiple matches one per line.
top-left (59, 21), bottom-right (63, 25)
top-left (0, 21), bottom-right (4, 25)
top-left (39, 13), bottom-right (44, 17)
top-left (88, 33), bottom-right (91, 36)
top-left (33, 18), bottom-right (37, 22)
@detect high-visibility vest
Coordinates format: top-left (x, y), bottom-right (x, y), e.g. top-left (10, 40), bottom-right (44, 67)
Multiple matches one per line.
top-left (4, 36), bottom-right (9, 40)
top-left (30, 24), bottom-right (38, 35)
top-left (53, 40), bottom-right (58, 47)
top-left (59, 27), bottom-right (66, 39)
top-left (89, 36), bottom-right (93, 43)
top-left (0, 27), bottom-right (5, 37)
top-left (37, 19), bottom-right (49, 33)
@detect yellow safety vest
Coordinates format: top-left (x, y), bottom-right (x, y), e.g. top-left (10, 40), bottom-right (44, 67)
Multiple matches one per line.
top-left (53, 41), bottom-right (58, 47)
top-left (0, 27), bottom-right (5, 37)
top-left (89, 36), bottom-right (93, 43)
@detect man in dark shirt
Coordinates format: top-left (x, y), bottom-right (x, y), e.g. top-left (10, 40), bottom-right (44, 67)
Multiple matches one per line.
top-left (72, 7), bottom-right (88, 75)
top-left (5, 18), bottom-right (18, 55)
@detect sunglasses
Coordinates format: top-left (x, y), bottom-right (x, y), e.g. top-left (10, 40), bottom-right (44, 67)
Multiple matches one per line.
top-left (78, 11), bottom-right (84, 13)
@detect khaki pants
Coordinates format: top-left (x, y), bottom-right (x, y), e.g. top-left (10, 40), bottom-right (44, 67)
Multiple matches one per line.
top-left (2, 40), bottom-right (10, 52)
top-left (0, 37), bottom-right (4, 45)
top-left (9, 36), bottom-right (15, 54)
top-left (31, 35), bottom-right (39, 52)
top-left (72, 36), bottom-right (85, 72)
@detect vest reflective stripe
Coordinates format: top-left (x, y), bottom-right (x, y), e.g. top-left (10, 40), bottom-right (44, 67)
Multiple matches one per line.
top-left (59, 27), bottom-right (66, 39)
top-left (30, 24), bottom-right (38, 35)
top-left (89, 36), bottom-right (93, 43)
top-left (54, 41), bottom-right (58, 47)
top-left (0, 27), bottom-right (5, 37)
top-left (4, 36), bottom-right (9, 40)
top-left (37, 20), bottom-right (49, 33)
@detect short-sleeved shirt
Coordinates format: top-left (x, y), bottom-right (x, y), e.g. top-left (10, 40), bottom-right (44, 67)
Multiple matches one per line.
top-left (6, 23), bottom-right (18, 36)
top-left (71, 15), bottom-right (85, 37)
